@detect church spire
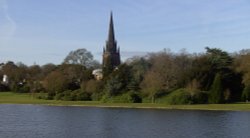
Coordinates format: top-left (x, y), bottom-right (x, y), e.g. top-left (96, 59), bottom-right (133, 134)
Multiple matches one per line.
top-left (103, 12), bottom-right (121, 75)
top-left (108, 12), bottom-right (115, 44)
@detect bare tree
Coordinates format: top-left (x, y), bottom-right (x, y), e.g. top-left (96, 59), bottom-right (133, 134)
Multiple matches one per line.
top-left (140, 50), bottom-right (179, 102)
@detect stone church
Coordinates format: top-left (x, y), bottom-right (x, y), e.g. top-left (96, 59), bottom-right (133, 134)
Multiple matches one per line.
top-left (102, 12), bottom-right (121, 69)
top-left (93, 13), bottom-right (121, 80)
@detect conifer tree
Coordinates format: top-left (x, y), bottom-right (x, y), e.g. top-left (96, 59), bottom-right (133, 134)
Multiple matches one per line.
top-left (242, 85), bottom-right (250, 102)
top-left (209, 73), bottom-right (224, 103)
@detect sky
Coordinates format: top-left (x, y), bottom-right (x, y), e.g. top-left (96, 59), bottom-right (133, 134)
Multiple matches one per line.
top-left (0, 0), bottom-right (250, 65)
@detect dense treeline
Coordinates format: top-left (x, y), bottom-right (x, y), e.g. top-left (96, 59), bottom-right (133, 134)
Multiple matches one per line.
top-left (0, 47), bottom-right (250, 104)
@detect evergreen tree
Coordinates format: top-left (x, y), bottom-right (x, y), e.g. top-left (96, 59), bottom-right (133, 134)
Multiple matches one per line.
top-left (209, 73), bottom-right (224, 104)
top-left (242, 85), bottom-right (250, 102)
top-left (105, 75), bottom-right (122, 96)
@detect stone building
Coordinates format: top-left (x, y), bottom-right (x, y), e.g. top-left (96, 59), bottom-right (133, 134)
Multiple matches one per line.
top-left (102, 12), bottom-right (121, 69)
top-left (93, 12), bottom-right (121, 80)
top-left (92, 69), bottom-right (103, 80)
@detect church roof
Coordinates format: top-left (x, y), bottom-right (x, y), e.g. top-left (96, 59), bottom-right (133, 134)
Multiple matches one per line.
top-left (108, 12), bottom-right (115, 44)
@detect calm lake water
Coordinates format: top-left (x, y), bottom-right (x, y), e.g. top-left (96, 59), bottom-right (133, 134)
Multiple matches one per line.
top-left (0, 104), bottom-right (250, 138)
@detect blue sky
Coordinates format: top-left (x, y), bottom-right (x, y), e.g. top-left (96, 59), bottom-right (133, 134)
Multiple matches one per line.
top-left (0, 0), bottom-right (250, 65)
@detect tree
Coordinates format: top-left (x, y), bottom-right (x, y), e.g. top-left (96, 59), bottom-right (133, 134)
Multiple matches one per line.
top-left (59, 64), bottom-right (92, 90)
top-left (42, 63), bottom-right (93, 99)
top-left (187, 55), bottom-right (212, 91)
top-left (174, 49), bottom-right (193, 88)
top-left (83, 79), bottom-right (104, 100)
top-left (206, 47), bottom-right (233, 72)
top-left (84, 80), bottom-right (102, 93)
top-left (235, 52), bottom-right (250, 85)
top-left (63, 48), bottom-right (100, 68)
top-left (140, 50), bottom-right (180, 102)
top-left (41, 63), bottom-right (57, 78)
top-left (206, 47), bottom-right (236, 97)
top-left (186, 47), bottom-right (241, 102)
top-left (209, 73), bottom-right (224, 104)
top-left (104, 64), bottom-right (133, 96)
top-left (1, 61), bottom-right (28, 92)
top-left (126, 57), bottom-right (150, 91)
top-left (26, 65), bottom-right (43, 92)
top-left (242, 85), bottom-right (250, 102)
top-left (105, 75), bottom-right (122, 97)
top-left (234, 51), bottom-right (250, 101)
top-left (43, 71), bottom-right (68, 99)
top-left (140, 69), bottom-right (163, 103)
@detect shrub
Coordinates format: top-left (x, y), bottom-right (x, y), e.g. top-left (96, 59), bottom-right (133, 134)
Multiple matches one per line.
top-left (35, 92), bottom-right (48, 99)
top-left (156, 89), bottom-right (208, 104)
top-left (91, 92), bottom-right (103, 101)
top-left (12, 83), bottom-right (30, 93)
top-left (62, 90), bottom-right (73, 101)
top-left (75, 90), bottom-right (91, 101)
top-left (128, 91), bottom-right (142, 103)
top-left (55, 92), bottom-right (64, 100)
top-left (54, 89), bottom-right (91, 101)
top-left (165, 89), bottom-right (192, 105)
top-left (0, 84), bottom-right (10, 92)
top-left (101, 92), bottom-right (142, 103)
top-left (191, 91), bottom-right (208, 104)
top-left (46, 92), bottom-right (53, 100)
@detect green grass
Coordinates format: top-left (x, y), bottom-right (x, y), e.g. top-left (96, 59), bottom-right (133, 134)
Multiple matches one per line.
top-left (1, 92), bottom-right (250, 111)
top-left (0, 92), bottom-right (99, 105)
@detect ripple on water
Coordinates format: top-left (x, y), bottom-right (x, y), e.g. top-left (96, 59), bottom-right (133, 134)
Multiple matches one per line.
top-left (0, 104), bottom-right (250, 138)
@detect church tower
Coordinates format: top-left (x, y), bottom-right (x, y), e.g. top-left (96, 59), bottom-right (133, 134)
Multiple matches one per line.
top-left (102, 12), bottom-right (121, 71)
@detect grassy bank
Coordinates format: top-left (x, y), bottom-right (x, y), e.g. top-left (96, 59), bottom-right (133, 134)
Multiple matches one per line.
top-left (1, 92), bottom-right (250, 111)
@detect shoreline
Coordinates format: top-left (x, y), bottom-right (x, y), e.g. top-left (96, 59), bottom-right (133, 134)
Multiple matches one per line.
top-left (1, 102), bottom-right (250, 112)
top-left (1, 92), bottom-right (250, 111)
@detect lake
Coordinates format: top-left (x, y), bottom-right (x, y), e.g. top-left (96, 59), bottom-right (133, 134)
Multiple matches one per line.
top-left (0, 104), bottom-right (250, 138)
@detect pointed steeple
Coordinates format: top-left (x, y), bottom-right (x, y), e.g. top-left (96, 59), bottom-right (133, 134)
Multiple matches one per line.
top-left (103, 12), bottom-right (121, 74)
top-left (108, 12), bottom-right (115, 44)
